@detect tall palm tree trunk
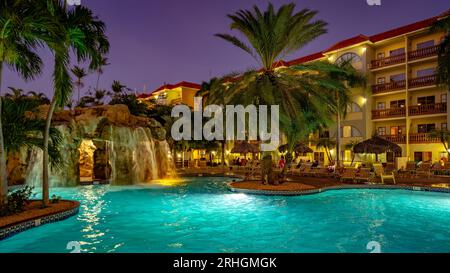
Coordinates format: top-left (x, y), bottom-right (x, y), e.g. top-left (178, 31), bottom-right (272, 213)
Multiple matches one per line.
top-left (42, 97), bottom-right (57, 206)
top-left (221, 140), bottom-right (226, 170)
top-left (336, 109), bottom-right (341, 167)
top-left (0, 62), bottom-right (8, 205)
top-left (96, 72), bottom-right (101, 90)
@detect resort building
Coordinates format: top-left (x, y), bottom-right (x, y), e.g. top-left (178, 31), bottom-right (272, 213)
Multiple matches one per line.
top-left (138, 10), bottom-right (450, 167)
top-left (138, 81), bottom-right (201, 108)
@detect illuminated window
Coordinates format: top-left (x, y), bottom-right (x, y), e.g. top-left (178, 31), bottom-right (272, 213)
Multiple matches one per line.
top-left (335, 52), bottom-right (362, 65)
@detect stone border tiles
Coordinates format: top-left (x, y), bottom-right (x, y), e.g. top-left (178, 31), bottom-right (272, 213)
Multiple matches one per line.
top-left (0, 202), bottom-right (80, 241)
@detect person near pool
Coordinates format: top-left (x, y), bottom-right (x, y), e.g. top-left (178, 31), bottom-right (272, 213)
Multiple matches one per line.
top-left (278, 156), bottom-right (286, 169)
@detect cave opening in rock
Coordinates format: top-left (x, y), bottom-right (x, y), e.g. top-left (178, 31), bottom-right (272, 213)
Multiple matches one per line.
top-left (78, 139), bottom-right (112, 183)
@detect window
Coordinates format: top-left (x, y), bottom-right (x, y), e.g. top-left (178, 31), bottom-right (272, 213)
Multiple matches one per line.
top-left (314, 152), bottom-right (325, 163)
top-left (390, 48), bottom-right (405, 56)
top-left (441, 123), bottom-right (448, 130)
top-left (390, 126), bottom-right (405, 135)
top-left (378, 127), bottom-right (386, 136)
top-left (417, 40), bottom-right (435, 49)
top-left (377, 52), bottom-right (385, 59)
top-left (416, 68), bottom-right (435, 77)
top-left (343, 126), bottom-right (352, 138)
top-left (390, 100), bottom-right (406, 108)
top-left (441, 94), bottom-right (447, 103)
top-left (390, 73), bottom-right (405, 82)
top-left (418, 124), bottom-right (436, 133)
top-left (414, 152), bottom-right (432, 162)
top-left (377, 102), bottom-right (386, 110)
top-left (377, 77), bottom-right (386, 84)
top-left (417, 96), bottom-right (435, 105)
top-left (335, 52), bottom-right (362, 65)
top-left (347, 103), bottom-right (362, 113)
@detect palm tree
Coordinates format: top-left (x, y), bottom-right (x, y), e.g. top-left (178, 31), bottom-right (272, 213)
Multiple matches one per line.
top-left (111, 80), bottom-right (127, 95)
top-left (5, 87), bottom-right (25, 100)
top-left (316, 59), bottom-right (366, 167)
top-left (71, 66), bottom-right (87, 104)
top-left (344, 140), bottom-right (359, 166)
top-left (315, 137), bottom-right (336, 165)
top-left (0, 0), bottom-right (53, 204)
top-left (40, 1), bottom-right (109, 206)
top-left (94, 56), bottom-right (109, 90)
top-left (432, 13), bottom-right (450, 91)
top-left (196, 77), bottom-right (230, 168)
top-left (216, 3), bottom-right (356, 182)
top-left (27, 91), bottom-right (50, 105)
top-left (429, 129), bottom-right (450, 157)
top-left (2, 96), bottom-right (63, 169)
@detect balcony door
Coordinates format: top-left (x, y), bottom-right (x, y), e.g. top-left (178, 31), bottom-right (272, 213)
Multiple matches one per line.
top-left (417, 96), bottom-right (435, 105)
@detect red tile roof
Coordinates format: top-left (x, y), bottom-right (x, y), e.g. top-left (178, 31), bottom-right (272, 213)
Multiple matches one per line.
top-left (323, 35), bottom-right (370, 53)
top-left (287, 52), bottom-right (325, 66)
top-left (369, 17), bottom-right (438, 42)
top-left (138, 81), bottom-right (201, 99)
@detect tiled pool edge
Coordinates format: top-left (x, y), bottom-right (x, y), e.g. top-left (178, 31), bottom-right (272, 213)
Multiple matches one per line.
top-left (228, 183), bottom-right (450, 196)
top-left (0, 202), bottom-right (80, 241)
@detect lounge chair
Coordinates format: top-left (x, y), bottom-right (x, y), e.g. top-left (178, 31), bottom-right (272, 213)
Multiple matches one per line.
top-left (314, 167), bottom-right (334, 178)
top-left (354, 168), bottom-right (373, 183)
top-left (373, 163), bottom-right (396, 184)
top-left (399, 162), bottom-right (417, 178)
top-left (340, 168), bottom-right (356, 182)
top-left (416, 162), bottom-right (432, 178)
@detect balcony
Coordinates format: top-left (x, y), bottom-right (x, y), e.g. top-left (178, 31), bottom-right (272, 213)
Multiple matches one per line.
top-left (381, 133), bottom-right (440, 144)
top-left (372, 80), bottom-right (406, 94)
top-left (371, 54), bottom-right (405, 69)
top-left (408, 45), bottom-right (440, 61)
top-left (382, 134), bottom-right (406, 144)
top-left (408, 74), bottom-right (437, 89)
top-left (372, 107), bottom-right (406, 120)
top-left (409, 102), bottom-right (447, 116)
top-left (409, 133), bottom-right (441, 143)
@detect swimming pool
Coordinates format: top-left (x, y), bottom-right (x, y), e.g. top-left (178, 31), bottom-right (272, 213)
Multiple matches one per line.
top-left (1, 177), bottom-right (449, 253)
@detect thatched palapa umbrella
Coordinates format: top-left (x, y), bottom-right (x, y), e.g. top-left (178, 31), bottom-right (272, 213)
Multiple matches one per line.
top-left (231, 141), bottom-right (260, 154)
top-left (278, 143), bottom-right (313, 154)
top-left (353, 135), bottom-right (402, 161)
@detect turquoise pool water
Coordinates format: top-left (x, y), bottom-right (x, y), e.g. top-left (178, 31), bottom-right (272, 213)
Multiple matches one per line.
top-left (1, 177), bottom-right (450, 253)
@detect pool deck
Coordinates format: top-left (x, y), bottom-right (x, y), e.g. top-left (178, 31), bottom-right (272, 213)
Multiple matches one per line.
top-left (0, 200), bottom-right (80, 240)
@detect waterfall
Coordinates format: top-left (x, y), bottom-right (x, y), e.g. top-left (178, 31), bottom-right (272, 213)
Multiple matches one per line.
top-left (24, 124), bottom-right (175, 187)
top-left (107, 126), bottom-right (162, 185)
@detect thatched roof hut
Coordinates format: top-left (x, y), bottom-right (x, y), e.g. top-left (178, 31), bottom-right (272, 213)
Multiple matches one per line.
top-left (353, 135), bottom-right (402, 155)
top-left (278, 143), bottom-right (313, 154)
top-left (231, 141), bottom-right (259, 154)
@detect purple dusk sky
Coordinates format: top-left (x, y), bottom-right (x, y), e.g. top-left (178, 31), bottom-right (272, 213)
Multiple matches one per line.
top-left (3, 0), bottom-right (450, 98)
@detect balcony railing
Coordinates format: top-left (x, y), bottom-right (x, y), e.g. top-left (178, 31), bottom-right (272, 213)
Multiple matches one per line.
top-left (408, 45), bottom-right (440, 61)
top-left (381, 133), bottom-right (441, 144)
top-left (371, 54), bottom-right (406, 69)
top-left (409, 102), bottom-right (447, 116)
top-left (370, 45), bottom-right (440, 70)
top-left (409, 133), bottom-right (441, 143)
top-left (382, 134), bottom-right (406, 144)
top-left (372, 107), bottom-right (406, 119)
top-left (408, 74), bottom-right (437, 89)
top-left (372, 79), bottom-right (406, 94)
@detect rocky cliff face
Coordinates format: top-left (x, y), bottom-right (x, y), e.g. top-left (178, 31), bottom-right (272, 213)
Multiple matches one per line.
top-left (7, 104), bottom-right (174, 187)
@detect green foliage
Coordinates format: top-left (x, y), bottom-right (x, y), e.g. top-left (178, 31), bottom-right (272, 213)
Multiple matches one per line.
top-left (432, 15), bottom-right (450, 91)
top-left (50, 194), bottom-right (61, 204)
top-left (109, 93), bottom-right (148, 116)
top-left (1, 94), bottom-right (63, 169)
top-left (216, 2), bottom-right (327, 70)
top-left (0, 186), bottom-right (33, 216)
